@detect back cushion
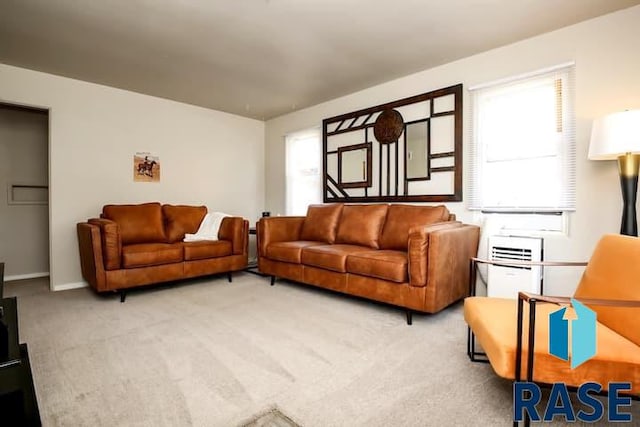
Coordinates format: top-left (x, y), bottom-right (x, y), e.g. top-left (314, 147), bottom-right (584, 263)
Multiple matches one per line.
top-left (300, 204), bottom-right (344, 243)
top-left (574, 234), bottom-right (640, 346)
top-left (102, 202), bottom-right (165, 245)
top-left (335, 204), bottom-right (388, 249)
top-left (379, 204), bottom-right (450, 250)
top-left (162, 205), bottom-right (207, 243)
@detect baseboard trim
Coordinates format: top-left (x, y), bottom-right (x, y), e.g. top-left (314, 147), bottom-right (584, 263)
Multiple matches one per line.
top-left (5, 272), bottom-right (49, 282)
top-left (52, 281), bottom-right (87, 292)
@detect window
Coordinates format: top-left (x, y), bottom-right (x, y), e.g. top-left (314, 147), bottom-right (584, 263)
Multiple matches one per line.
top-left (285, 128), bottom-right (322, 215)
top-left (469, 64), bottom-right (576, 220)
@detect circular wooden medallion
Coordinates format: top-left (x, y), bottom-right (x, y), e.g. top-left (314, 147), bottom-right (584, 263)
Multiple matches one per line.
top-left (373, 109), bottom-right (404, 144)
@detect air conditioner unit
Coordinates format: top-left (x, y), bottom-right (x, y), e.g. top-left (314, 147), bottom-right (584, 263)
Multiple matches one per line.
top-left (487, 235), bottom-right (543, 299)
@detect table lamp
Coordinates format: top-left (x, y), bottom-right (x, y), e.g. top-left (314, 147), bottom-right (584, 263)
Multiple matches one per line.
top-left (589, 109), bottom-right (640, 236)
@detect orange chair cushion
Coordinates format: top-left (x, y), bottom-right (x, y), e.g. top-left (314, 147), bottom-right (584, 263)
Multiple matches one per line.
top-left (574, 234), bottom-right (640, 346)
top-left (335, 204), bottom-right (388, 249)
top-left (379, 204), bottom-right (449, 250)
top-left (346, 250), bottom-right (408, 283)
top-left (299, 204), bottom-right (344, 243)
top-left (464, 296), bottom-right (640, 393)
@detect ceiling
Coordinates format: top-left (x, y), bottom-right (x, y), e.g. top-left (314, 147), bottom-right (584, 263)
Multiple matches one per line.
top-left (1, 0), bottom-right (639, 120)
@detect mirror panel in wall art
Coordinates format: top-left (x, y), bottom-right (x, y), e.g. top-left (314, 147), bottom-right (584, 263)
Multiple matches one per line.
top-left (322, 84), bottom-right (462, 203)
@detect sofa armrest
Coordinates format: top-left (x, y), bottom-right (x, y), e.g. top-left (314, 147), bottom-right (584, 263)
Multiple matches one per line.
top-left (218, 217), bottom-right (249, 255)
top-left (407, 221), bottom-right (461, 287)
top-left (408, 222), bottom-right (480, 289)
top-left (77, 222), bottom-right (107, 291)
top-left (88, 218), bottom-right (121, 269)
top-left (257, 216), bottom-right (305, 256)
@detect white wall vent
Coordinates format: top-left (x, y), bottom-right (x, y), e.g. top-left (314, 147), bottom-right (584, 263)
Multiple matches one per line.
top-left (487, 235), bottom-right (543, 298)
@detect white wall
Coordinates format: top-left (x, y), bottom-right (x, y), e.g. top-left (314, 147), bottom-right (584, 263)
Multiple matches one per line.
top-left (0, 63), bottom-right (264, 290)
top-left (0, 107), bottom-right (49, 278)
top-left (265, 6), bottom-right (640, 295)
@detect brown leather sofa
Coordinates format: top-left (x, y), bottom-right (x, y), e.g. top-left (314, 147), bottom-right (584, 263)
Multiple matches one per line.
top-left (257, 203), bottom-right (480, 324)
top-left (77, 202), bottom-right (248, 301)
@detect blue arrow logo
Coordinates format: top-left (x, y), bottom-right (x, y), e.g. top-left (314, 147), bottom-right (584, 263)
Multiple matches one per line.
top-left (548, 299), bottom-right (596, 368)
top-left (549, 307), bottom-right (569, 361)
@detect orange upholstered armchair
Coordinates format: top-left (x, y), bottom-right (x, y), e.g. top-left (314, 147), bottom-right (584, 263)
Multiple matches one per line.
top-left (464, 234), bottom-right (640, 423)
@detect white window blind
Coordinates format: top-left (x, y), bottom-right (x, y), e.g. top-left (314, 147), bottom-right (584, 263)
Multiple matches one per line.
top-left (285, 128), bottom-right (322, 216)
top-left (469, 64), bottom-right (576, 212)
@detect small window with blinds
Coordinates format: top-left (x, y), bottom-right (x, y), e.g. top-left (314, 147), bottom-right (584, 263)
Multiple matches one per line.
top-left (285, 128), bottom-right (322, 216)
top-left (469, 64), bottom-right (576, 216)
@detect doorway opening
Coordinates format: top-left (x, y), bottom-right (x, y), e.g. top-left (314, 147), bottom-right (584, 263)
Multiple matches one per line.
top-left (0, 102), bottom-right (50, 292)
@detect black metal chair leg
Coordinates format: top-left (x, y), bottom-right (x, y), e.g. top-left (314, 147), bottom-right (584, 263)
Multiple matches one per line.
top-left (227, 272), bottom-right (232, 283)
top-left (406, 309), bottom-right (413, 325)
top-left (270, 276), bottom-right (276, 286)
top-left (120, 290), bottom-right (126, 303)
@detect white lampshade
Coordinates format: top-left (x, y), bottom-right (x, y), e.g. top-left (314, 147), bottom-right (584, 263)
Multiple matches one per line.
top-left (589, 109), bottom-right (640, 160)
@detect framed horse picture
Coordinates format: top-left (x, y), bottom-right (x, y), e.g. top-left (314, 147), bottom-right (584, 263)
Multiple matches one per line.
top-left (133, 152), bottom-right (161, 182)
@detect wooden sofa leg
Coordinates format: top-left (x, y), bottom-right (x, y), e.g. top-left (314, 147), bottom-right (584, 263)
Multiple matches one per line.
top-left (120, 290), bottom-right (127, 303)
top-left (227, 272), bottom-right (232, 283)
top-left (406, 309), bottom-right (413, 325)
top-left (270, 276), bottom-right (276, 286)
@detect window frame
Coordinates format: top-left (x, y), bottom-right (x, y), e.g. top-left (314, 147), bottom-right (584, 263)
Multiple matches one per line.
top-left (285, 127), bottom-right (322, 216)
top-left (468, 63), bottom-right (576, 220)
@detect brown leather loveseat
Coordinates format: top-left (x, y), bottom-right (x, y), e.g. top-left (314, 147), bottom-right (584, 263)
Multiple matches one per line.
top-left (258, 203), bottom-right (480, 324)
top-left (77, 202), bottom-right (248, 301)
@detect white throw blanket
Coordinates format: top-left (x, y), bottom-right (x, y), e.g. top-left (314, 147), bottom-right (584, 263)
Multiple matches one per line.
top-left (183, 212), bottom-right (230, 242)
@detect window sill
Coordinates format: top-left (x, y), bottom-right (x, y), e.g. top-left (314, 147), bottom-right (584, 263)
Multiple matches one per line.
top-left (474, 211), bottom-right (570, 237)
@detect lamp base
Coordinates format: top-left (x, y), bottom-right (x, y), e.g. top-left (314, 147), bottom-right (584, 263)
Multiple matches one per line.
top-left (618, 154), bottom-right (640, 237)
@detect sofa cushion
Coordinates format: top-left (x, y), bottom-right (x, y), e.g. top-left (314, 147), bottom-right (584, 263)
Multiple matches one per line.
top-left (301, 244), bottom-right (372, 273)
top-left (163, 205), bottom-right (207, 243)
top-left (103, 203), bottom-right (166, 245)
top-left (266, 241), bottom-right (326, 264)
top-left (121, 243), bottom-right (183, 268)
top-left (346, 250), bottom-right (408, 283)
top-left (300, 204), bottom-right (344, 243)
top-left (335, 204), bottom-right (388, 249)
top-left (183, 240), bottom-right (232, 261)
top-left (379, 204), bottom-right (450, 250)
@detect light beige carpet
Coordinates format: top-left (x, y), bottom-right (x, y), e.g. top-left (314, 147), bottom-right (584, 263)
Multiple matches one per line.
top-left (5, 274), bottom-right (637, 426)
